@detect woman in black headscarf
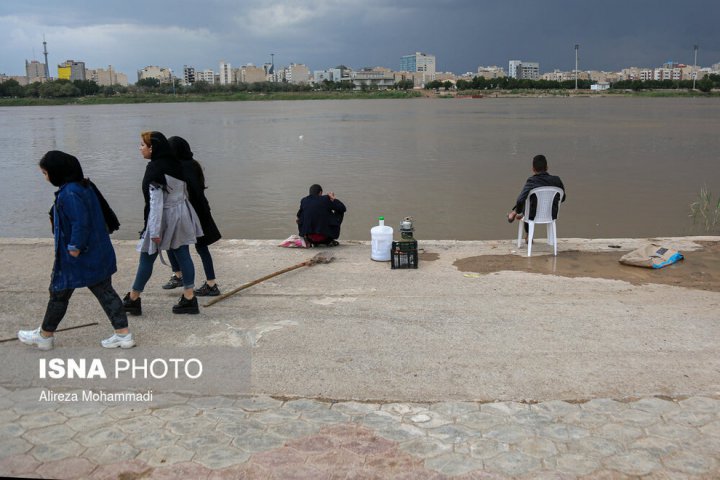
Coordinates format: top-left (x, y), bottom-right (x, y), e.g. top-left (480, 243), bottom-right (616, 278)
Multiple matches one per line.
top-left (161, 136), bottom-right (222, 296)
top-left (123, 131), bottom-right (203, 316)
top-left (17, 150), bottom-right (134, 350)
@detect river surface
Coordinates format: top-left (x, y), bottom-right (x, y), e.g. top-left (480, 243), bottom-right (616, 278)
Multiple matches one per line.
top-left (1, 97), bottom-right (718, 241)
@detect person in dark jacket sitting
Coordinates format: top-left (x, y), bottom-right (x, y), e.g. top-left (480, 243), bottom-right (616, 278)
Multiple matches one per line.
top-left (297, 184), bottom-right (347, 247)
top-left (507, 154), bottom-right (566, 230)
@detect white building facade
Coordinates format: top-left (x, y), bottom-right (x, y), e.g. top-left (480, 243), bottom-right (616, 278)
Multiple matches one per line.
top-left (219, 61), bottom-right (233, 85)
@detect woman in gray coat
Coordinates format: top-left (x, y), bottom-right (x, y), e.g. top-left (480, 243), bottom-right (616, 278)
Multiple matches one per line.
top-left (122, 131), bottom-right (203, 315)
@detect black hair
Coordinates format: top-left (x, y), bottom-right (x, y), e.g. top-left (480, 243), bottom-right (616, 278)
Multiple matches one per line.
top-left (309, 184), bottom-right (323, 196)
top-left (533, 154), bottom-right (548, 172)
top-left (39, 150), bottom-right (85, 187)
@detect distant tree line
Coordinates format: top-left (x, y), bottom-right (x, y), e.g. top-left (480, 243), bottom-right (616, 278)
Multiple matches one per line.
top-left (611, 74), bottom-right (718, 93)
top-left (2, 73), bottom-right (718, 98)
top-left (0, 78), bottom-right (124, 98)
top-left (0, 77), bottom-right (320, 98)
top-left (453, 74), bottom-right (719, 92)
top-left (0, 76), bottom-right (422, 98)
top-left (455, 77), bottom-right (593, 91)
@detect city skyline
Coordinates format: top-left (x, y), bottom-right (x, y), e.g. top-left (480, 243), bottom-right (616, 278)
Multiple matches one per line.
top-left (1, 0), bottom-right (719, 78)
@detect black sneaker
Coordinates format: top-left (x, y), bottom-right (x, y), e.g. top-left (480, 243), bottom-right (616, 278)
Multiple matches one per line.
top-left (122, 292), bottom-right (142, 316)
top-left (172, 295), bottom-right (199, 315)
top-left (194, 282), bottom-right (220, 297)
top-left (162, 275), bottom-right (183, 290)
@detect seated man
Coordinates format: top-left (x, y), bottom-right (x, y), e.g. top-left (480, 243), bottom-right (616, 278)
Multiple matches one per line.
top-left (297, 184), bottom-right (347, 247)
top-left (507, 154), bottom-right (566, 230)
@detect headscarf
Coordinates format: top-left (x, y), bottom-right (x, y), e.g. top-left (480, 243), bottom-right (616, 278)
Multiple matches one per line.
top-left (141, 131), bottom-right (184, 186)
top-left (140, 131), bottom-right (184, 229)
top-left (39, 151), bottom-right (85, 187)
top-left (167, 135), bottom-right (221, 246)
top-left (40, 150), bottom-right (120, 233)
top-left (168, 135), bottom-right (205, 189)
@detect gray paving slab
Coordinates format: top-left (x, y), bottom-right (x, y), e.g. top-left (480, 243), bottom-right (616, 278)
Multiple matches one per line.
top-left (193, 446), bottom-right (250, 469)
top-left (82, 442), bottom-right (140, 464)
top-left (230, 431), bottom-right (286, 453)
top-left (267, 419), bottom-right (321, 439)
top-left (136, 444), bottom-right (194, 467)
top-left (484, 451), bottom-right (542, 476)
top-left (0, 437), bottom-right (33, 460)
top-left (29, 440), bottom-right (86, 462)
top-left (64, 413), bottom-right (114, 432)
top-left (553, 453), bottom-right (601, 476)
top-left (399, 437), bottom-right (454, 459)
top-left (75, 426), bottom-right (127, 447)
top-left (602, 450), bottom-right (663, 476)
top-left (425, 452), bottom-right (486, 476)
top-left (516, 437), bottom-right (559, 458)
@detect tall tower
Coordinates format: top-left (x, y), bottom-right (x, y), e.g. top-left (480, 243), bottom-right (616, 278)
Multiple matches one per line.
top-left (42, 35), bottom-right (50, 79)
top-left (574, 44), bottom-right (579, 90)
top-left (693, 44), bottom-right (699, 90)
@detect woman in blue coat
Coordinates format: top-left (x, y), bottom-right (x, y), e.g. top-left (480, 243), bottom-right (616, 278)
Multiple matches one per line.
top-left (17, 151), bottom-right (135, 350)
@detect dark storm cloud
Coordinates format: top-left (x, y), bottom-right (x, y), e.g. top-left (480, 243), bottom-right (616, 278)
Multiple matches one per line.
top-left (1, 0), bottom-right (718, 77)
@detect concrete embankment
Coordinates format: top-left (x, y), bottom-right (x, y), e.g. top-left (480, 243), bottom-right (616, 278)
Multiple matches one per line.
top-left (1, 236), bottom-right (719, 403)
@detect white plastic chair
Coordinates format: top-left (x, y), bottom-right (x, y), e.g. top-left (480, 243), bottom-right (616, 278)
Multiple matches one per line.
top-left (516, 186), bottom-right (564, 256)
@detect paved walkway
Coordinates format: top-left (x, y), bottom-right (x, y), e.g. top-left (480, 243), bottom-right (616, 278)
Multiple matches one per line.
top-left (1, 237), bottom-right (719, 478)
top-left (1, 387), bottom-right (719, 478)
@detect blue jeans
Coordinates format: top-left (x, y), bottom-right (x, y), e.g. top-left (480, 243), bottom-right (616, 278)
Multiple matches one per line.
top-left (132, 245), bottom-right (195, 292)
top-left (168, 244), bottom-right (215, 281)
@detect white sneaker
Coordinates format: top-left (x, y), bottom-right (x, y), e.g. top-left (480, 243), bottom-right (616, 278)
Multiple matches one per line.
top-left (101, 332), bottom-right (136, 349)
top-left (17, 328), bottom-right (54, 350)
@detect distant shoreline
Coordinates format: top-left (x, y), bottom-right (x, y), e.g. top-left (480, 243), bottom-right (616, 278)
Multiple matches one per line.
top-left (0, 90), bottom-right (420, 107)
top-left (1, 88), bottom-right (717, 107)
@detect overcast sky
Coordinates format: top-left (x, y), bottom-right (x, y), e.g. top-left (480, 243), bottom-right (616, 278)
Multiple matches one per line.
top-left (1, 0), bottom-right (718, 79)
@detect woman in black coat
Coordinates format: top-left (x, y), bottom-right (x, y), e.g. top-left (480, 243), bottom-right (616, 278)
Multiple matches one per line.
top-left (163, 136), bottom-right (223, 296)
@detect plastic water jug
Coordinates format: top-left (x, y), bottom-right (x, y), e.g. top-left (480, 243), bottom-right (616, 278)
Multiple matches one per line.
top-left (371, 216), bottom-right (393, 261)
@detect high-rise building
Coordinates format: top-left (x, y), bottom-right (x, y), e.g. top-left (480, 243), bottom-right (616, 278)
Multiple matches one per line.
top-left (25, 60), bottom-right (47, 82)
top-left (401, 54), bottom-right (416, 72)
top-left (196, 69), bottom-right (216, 84)
top-left (400, 52), bottom-right (436, 74)
top-left (219, 61), bottom-right (232, 85)
top-left (285, 64), bottom-right (311, 84)
top-left (508, 60), bottom-right (539, 80)
top-left (183, 66), bottom-right (196, 85)
top-left (57, 60), bottom-right (86, 81)
top-left (508, 60), bottom-right (522, 79)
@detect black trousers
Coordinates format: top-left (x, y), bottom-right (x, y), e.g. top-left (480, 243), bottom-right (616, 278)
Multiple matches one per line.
top-left (42, 277), bottom-right (128, 332)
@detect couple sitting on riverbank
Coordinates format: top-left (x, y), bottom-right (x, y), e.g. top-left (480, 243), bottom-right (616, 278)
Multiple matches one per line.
top-left (294, 156), bottom-right (564, 247)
